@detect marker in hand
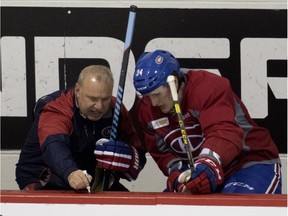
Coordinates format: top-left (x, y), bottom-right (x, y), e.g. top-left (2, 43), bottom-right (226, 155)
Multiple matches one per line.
top-left (83, 170), bottom-right (91, 193)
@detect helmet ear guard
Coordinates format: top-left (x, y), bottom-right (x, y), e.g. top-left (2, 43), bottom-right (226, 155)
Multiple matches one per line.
top-left (133, 50), bottom-right (180, 95)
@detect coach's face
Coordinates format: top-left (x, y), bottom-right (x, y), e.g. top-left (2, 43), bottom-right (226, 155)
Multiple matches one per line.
top-left (75, 75), bottom-right (113, 121)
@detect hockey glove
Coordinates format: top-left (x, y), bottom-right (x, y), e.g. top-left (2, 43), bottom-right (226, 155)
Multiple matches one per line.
top-left (94, 138), bottom-right (140, 180)
top-left (166, 161), bottom-right (189, 192)
top-left (178, 157), bottom-right (224, 194)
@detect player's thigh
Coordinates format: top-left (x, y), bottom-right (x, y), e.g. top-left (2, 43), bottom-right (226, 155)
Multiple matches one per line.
top-left (221, 163), bottom-right (281, 194)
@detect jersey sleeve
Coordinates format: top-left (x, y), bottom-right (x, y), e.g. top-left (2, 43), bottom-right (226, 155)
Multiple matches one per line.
top-left (38, 91), bottom-right (77, 181)
top-left (186, 71), bottom-right (243, 167)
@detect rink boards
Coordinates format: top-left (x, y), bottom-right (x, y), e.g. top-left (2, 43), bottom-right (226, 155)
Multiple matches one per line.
top-left (0, 190), bottom-right (287, 216)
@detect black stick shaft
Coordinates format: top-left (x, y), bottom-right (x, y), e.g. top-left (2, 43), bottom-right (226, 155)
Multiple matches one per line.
top-left (102, 5), bottom-right (137, 191)
top-left (167, 75), bottom-right (195, 173)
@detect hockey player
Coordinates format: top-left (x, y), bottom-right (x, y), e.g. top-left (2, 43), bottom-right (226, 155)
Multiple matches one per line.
top-left (133, 49), bottom-right (282, 194)
top-left (16, 65), bottom-right (146, 191)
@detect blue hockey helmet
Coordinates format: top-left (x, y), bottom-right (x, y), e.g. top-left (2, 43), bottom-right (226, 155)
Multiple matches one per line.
top-left (133, 50), bottom-right (180, 95)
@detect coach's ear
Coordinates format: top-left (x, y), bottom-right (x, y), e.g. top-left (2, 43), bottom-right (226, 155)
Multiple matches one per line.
top-left (75, 83), bottom-right (80, 96)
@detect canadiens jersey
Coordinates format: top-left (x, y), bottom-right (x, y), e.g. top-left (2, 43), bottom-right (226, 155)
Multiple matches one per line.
top-left (136, 70), bottom-right (280, 177)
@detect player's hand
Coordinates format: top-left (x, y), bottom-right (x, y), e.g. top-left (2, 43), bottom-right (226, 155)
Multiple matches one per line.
top-left (166, 161), bottom-right (189, 192)
top-left (178, 157), bottom-right (224, 194)
top-left (94, 138), bottom-right (140, 180)
top-left (67, 169), bottom-right (92, 190)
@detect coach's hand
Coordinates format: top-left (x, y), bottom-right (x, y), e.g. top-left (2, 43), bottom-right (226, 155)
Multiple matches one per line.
top-left (68, 169), bottom-right (92, 190)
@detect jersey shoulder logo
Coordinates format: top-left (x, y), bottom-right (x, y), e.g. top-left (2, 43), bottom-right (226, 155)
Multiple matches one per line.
top-left (151, 117), bottom-right (169, 129)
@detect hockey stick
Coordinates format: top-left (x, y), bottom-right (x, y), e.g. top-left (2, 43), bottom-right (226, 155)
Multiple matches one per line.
top-left (167, 75), bottom-right (195, 173)
top-left (102, 5), bottom-right (138, 190)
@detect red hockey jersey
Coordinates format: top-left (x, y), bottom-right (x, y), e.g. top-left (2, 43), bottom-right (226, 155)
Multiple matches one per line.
top-left (136, 70), bottom-right (280, 178)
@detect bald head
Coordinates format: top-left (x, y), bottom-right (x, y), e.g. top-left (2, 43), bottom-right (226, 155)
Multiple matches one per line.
top-left (75, 65), bottom-right (114, 121)
top-left (77, 65), bottom-right (114, 87)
